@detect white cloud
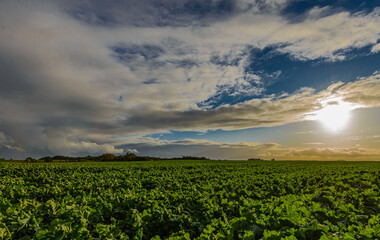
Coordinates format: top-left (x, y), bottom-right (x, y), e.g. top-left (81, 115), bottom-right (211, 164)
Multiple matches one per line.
top-left (371, 43), bottom-right (380, 53)
top-left (277, 9), bottom-right (380, 60)
top-left (127, 149), bottom-right (139, 154)
top-left (47, 136), bottom-right (123, 155)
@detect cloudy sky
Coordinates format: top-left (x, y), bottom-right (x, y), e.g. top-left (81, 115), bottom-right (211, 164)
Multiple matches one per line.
top-left (1, 0), bottom-right (380, 160)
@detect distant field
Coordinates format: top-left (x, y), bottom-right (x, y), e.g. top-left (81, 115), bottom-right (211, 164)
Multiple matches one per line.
top-left (1, 160), bottom-right (380, 239)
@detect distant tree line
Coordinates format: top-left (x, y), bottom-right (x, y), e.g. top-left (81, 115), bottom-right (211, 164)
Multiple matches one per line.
top-left (20, 153), bottom-right (210, 163)
top-left (179, 156), bottom-right (209, 160)
top-left (247, 158), bottom-right (275, 161)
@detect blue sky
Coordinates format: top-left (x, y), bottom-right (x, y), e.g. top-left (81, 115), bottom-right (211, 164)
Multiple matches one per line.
top-left (0, 0), bottom-right (380, 160)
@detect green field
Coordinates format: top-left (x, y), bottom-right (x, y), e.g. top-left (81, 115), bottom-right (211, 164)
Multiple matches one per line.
top-left (1, 160), bottom-right (380, 239)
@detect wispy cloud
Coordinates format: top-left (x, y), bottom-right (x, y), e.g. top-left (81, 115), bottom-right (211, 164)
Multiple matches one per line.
top-left (345, 136), bottom-right (363, 141)
top-left (303, 142), bottom-right (324, 145)
top-left (336, 72), bottom-right (380, 107)
top-left (371, 43), bottom-right (380, 53)
top-left (367, 135), bottom-right (380, 139)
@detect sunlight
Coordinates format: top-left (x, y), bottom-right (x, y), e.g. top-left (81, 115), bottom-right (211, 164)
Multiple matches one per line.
top-left (311, 97), bottom-right (359, 133)
top-left (317, 103), bottom-right (351, 132)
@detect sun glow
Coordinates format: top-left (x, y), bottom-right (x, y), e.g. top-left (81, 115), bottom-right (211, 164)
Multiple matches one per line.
top-left (317, 104), bottom-right (351, 131)
top-left (312, 97), bottom-right (358, 132)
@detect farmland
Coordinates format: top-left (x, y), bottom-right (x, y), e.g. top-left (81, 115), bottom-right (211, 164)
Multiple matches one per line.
top-left (1, 160), bottom-right (380, 239)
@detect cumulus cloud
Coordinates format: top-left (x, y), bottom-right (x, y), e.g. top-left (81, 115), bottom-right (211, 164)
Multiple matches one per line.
top-left (48, 138), bottom-right (123, 156)
top-left (0, 0), bottom-right (379, 157)
top-left (127, 148), bottom-right (139, 154)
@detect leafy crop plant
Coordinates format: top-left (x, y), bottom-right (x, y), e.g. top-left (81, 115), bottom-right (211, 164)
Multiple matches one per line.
top-left (0, 160), bottom-right (380, 239)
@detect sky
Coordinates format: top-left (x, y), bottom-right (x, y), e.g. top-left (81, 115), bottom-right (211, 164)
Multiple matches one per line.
top-left (0, 0), bottom-right (380, 160)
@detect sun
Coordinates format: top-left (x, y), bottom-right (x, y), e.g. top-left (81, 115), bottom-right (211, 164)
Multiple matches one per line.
top-left (317, 103), bottom-right (351, 132)
top-left (312, 97), bottom-right (358, 132)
